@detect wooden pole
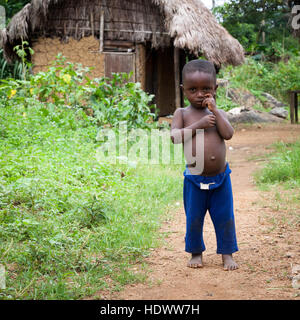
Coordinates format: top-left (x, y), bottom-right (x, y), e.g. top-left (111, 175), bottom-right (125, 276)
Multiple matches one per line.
top-left (75, 22), bottom-right (79, 40)
top-left (91, 12), bottom-right (94, 37)
top-left (75, 7), bottom-right (78, 40)
top-left (174, 47), bottom-right (181, 109)
top-left (290, 92), bottom-right (295, 124)
top-left (295, 92), bottom-right (298, 123)
top-left (99, 10), bottom-right (104, 52)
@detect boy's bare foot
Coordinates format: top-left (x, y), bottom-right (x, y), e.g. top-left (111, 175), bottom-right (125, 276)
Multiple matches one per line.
top-left (187, 253), bottom-right (203, 268)
top-left (222, 254), bottom-right (238, 271)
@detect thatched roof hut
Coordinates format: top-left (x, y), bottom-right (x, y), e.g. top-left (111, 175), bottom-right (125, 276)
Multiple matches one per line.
top-left (1, 0), bottom-right (245, 115)
top-left (1, 0), bottom-right (244, 66)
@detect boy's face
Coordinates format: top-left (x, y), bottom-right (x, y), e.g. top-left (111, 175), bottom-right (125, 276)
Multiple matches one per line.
top-left (181, 71), bottom-right (218, 109)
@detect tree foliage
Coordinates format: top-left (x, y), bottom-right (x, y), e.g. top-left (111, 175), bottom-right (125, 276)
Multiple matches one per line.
top-left (0, 0), bottom-right (31, 21)
top-left (214, 0), bottom-right (296, 55)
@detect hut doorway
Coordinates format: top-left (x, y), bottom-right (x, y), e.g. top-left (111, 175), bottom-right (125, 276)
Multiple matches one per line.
top-left (145, 44), bottom-right (186, 116)
top-left (104, 52), bottom-right (135, 82)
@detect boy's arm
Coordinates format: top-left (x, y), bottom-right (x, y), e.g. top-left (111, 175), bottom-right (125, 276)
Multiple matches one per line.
top-left (170, 108), bottom-right (184, 144)
top-left (203, 96), bottom-right (234, 140)
top-left (170, 108), bottom-right (216, 144)
top-left (213, 108), bottom-right (234, 140)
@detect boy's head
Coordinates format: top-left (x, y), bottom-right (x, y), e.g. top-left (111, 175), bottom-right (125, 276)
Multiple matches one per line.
top-left (181, 59), bottom-right (218, 109)
top-left (182, 59), bottom-right (217, 84)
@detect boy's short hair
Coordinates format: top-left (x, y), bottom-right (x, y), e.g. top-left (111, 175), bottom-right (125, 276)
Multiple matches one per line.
top-left (182, 59), bottom-right (217, 83)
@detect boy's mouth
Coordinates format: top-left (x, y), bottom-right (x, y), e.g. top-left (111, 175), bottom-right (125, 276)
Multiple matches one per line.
top-left (195, 99), bottom-right (205, 106)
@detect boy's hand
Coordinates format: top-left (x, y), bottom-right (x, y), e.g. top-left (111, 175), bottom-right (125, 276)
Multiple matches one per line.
top-left (200, 114), bottom-right (216, 128)
top-left (203, 94), bottom-right (217, 112)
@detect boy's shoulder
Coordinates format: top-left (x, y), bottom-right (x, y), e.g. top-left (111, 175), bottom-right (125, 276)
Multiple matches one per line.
top-left (173, 107), bottom-right (185, 117)
top-left (173, 106), bottom-right (191, 115)
top-left (173, 107), bottom-right (194, 121)
top-left (174, 107), bottom-right (186, 112)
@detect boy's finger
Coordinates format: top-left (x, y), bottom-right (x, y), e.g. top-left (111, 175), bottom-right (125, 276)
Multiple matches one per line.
top-left (203, 97), bottom-right (213, 104)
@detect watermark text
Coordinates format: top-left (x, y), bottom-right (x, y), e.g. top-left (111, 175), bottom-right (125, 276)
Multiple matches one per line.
top-left (0, 264), bottom-right (5, 290)
top-left (0, 5), bottom-right (6, 30)
top-left (292, 5), bottom-right (300, 30)
top-left (95, 122), bottom-right (205, 174)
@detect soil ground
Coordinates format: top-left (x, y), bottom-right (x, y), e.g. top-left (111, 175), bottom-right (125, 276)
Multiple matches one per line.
top-left (97, 123), bottom-right (300, 300)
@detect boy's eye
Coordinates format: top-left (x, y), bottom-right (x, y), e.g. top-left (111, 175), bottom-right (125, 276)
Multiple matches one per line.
top-left (189, 88), bottom-right (196, 93)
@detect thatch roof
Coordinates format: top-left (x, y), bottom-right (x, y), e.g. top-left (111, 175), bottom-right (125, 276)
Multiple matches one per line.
top-left (1, 0), bottom-right (244, 67)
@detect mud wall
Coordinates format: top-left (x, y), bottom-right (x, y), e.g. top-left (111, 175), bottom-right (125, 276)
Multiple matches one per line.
top-left (31, 36), bottom-right (148, 90)
top-left (32, 36), bottom-right (105, 79)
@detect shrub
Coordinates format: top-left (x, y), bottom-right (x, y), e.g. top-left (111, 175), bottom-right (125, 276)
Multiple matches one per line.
top-left (219, 55), bottom-right (300, 104)
top-left (29, 54), bottom-right (91, 107)
top-left (90, 73), bottom-right (156, 130)
top-left (1, 54), bottom-right (157, 130)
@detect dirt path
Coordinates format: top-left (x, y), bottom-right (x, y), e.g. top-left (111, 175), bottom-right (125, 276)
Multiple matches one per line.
top-left (107, 123), bottom-right (300, 300)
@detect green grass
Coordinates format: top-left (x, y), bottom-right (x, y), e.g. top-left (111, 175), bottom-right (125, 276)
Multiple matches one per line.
top-left (0, 102), bottom-right (183, 299)
top-left (254, 140), bottom-right (300, 231)
top-left (255, 140), bottom-right (300, 188)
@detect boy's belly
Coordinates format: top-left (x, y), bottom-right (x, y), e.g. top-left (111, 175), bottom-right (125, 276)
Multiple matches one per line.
top-left (184, 128), bottom-right (226, 176)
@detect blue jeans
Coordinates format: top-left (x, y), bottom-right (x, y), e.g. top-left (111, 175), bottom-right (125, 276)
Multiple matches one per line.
top-left (183, 163), bottom-right (238, 254)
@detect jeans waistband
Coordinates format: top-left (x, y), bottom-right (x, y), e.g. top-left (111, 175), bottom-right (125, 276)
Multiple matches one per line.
top-left (184, 163), bottom-right (231, 190)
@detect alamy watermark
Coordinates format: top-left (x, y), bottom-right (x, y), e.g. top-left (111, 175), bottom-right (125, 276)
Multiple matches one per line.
top-left (95, 122), bottom-right (204, 175)
top-left (292, 264), bottom-right (300, 290)
top-left (292, 5), bottom-right (300, 30)
top-left (0, 264), bottom-right (5, 290)
top-left (0, 5), bottom-right (5, 30)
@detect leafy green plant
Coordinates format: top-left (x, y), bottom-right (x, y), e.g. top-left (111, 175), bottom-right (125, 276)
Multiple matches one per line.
top-left (0, 49), bottom-right (23, 79)
top-left (1, 54), bottom-right (156, 130)
top-left (27, 54), bottom-right (156, 129)
top-left (90, 72), bottom-right (156, 129)
top-left (0, 78), bottom-right (31, 108)
top-left (29, 54), bottom-right (91, 107)
top-left (13, 40), bottom-right (34, 80)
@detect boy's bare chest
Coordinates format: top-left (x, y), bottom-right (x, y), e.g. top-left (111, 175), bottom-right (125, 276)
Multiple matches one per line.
top-left (183, 109), bottom-right (211, 127)
top-left (183, 109), bottom-right (222, 140)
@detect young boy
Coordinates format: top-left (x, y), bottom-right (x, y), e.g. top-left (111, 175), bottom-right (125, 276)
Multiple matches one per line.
top-left (171, 59), bottom-right (238, 271)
